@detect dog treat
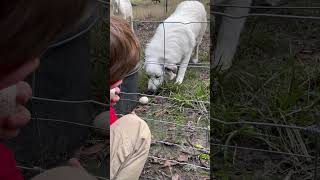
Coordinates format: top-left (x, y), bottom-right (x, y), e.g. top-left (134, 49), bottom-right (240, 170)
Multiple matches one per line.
top-left (0, 85), bottom-right (16, 118)
top-left (139, 96), bottom-right (149, 105)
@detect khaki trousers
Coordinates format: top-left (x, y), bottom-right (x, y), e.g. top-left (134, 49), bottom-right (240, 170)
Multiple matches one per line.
top-left (31, 113), bottom-right (151, 180)
top-left (110, 113), bottom-right (151, 180)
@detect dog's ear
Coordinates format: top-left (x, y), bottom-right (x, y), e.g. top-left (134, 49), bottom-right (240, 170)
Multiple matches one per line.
top-left (164, 65), bottom-right (178, 74)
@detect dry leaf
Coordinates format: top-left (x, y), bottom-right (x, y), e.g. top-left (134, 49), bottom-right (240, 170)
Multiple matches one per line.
top-left (150, 157), bottom-right (161, 164)
top-left (199, 158), bottom-right (209, 168)
top-left (163, 160), bottom-right (174, 173)
top-left (172, 174), bottom-right (180, 180)
top-left (162, 159), bottom-right (178, 168)
top-left (194, 144), bottom-right (205, 149)
top-left (177, 153), bottom-right (188, 162)
top-left (134, 106), bottom-right (147, 113)
top-left (163, 160), bottom-right (172, 167)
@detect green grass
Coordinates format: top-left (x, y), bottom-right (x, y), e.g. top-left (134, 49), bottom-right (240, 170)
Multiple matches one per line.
top-left (138, 59), bottom-right (209, 105)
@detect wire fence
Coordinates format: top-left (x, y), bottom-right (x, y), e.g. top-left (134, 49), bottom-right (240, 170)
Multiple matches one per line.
top-left (212, 1), bottom-right (320, 179)
top-left (11, 0), bottom-right (320, 179)
top-left (114, 0), bottom-right (320, 178)
top-left (12, 0), bottom-right (210, 179)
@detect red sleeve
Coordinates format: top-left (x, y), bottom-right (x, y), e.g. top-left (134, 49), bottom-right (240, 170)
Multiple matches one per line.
top-left (0, 143), bottom-right (24, 180)
top-left (110, 106), bottom-right (118, 126)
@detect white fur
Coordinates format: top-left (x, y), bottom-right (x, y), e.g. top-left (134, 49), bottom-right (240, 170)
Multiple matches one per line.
top-left (112, 0), bottom-right (134, 31)
top-left (144, 1), bottom-right (207, 92)
top-left (212, 0), bottom-right (286, 71)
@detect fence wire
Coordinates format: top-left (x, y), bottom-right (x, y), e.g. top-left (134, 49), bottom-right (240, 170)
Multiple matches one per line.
top-left (20, 0), bottom-right (320, 179)
top-left (212, 4), bottom-right (320, 9)
top-left (17, 0), bottom-right (209, 179)
top-left (108, 1), bottom-right (210, 178)
top-left (212, 11), bottom-right (320, 20)
top-left (119, 92), bottom-right (210, 104)
top-left (114, 5), bottom-right (211, 177)
top-left (112, 0), bottom-right (320, 178)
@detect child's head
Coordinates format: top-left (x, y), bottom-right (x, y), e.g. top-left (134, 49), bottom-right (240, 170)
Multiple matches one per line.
top-left (0, 0), bottom-right (88, 140)
top-left (0, 0), bottom-right (88, 88)
top-left (110, 16), bottom-right (140, 86)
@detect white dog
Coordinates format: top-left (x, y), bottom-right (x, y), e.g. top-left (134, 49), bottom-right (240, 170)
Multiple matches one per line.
top-left (112, 0), bottom-right (134, 31)
top-left (144, 1), bottom-right (207, 92)
top-left (212, 0), bottom-right (287, 71)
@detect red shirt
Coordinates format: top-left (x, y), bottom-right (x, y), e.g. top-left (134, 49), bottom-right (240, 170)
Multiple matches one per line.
top-left (0, 143), bottom-right (24, 180)
top-left (110, 106), bottom-right (118, 125)
top-left (0, 108), bottom-right (118, 180)
top-left (0, 107), bottom-right (118, 180)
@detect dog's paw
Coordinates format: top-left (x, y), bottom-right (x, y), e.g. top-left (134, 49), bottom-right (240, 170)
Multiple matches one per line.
top-left (175, 77), bottom-right (183, 84)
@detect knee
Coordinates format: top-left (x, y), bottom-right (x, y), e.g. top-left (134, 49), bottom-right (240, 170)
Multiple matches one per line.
top-left (114, 113), bottom-right (151, 144)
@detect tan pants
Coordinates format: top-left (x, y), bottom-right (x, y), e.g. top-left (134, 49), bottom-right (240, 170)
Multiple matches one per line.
top-left (31, 113), bottom-right (151, 180)
top-left (110, 113), bottom-right (151, 180)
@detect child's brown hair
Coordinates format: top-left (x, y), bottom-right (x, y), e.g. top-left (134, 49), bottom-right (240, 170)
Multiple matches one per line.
top-left (0, 0), bottom-right (88, 75)
top-left (110, 16), bottom-right (140, 85)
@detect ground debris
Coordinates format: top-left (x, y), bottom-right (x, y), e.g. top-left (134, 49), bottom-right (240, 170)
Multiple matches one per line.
top-left (177, 152), bottom-right (189, 162)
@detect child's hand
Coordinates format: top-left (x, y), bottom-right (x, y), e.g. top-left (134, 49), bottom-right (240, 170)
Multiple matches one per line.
top-left (110, 80), bottom-right (123, 106)
top-left (110, 87), bottom-right (120, 105)
top-left (0, 81), bottom-right (32, 140)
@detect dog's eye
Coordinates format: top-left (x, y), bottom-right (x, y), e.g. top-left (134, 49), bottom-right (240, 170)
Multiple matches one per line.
top-left (155, 75), bottom-right (160, 79)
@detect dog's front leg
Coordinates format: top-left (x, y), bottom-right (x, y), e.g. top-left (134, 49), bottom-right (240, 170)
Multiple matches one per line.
top-left (175, 51), bottom-right (193, 84)
top-left (192, 43), bottom-right (200, 64)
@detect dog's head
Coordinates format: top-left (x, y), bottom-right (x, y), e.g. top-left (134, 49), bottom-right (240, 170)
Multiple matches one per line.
top-left (145, 62), bottom-right (164, 93)
top-left (144, 59), bottom-right (178, 93)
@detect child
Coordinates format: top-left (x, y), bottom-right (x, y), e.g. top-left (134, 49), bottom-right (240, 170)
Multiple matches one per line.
top-left (0, 2), bottom-right (150, 179)
top-left (0, 0), bottom-right (98, 179)
top-left (95, 16), bottom-right (151, 180)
